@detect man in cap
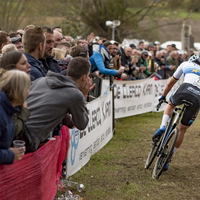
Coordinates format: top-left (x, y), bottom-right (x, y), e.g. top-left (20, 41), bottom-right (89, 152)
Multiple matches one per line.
top-left (11, 37), bottom-right (24, 52)
top-left (171, 44), bottom-right (177, 50)
top-left (129, 43), bottom-right (137, 50)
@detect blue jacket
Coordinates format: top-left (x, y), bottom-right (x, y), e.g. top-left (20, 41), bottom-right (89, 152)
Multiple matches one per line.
top-left (0, 90), bottom-right (18, 164)
top-left (24, 53), bottom-right (47, 81)
top-left (89, 52), bottom-right (118, 76)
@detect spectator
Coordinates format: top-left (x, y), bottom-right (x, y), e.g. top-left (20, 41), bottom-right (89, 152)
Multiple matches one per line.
top-left (17, 29), bottom-right (25, 36)
top-left (0, 32), bottom-right (12, 52)
top-left (52, 48), bottom-right (68, 71)
top-left (118, 46), bottom-right (135, 80)
top-left (171, 43), bottom-right (177, 51)
top-left (70, 46), bottom-right (88, 60)
top-left (23, 26), bottom-right (47, 81)
top-left (0, 69), bottom-right (30, 164)
top-left (52, 26), bottom-right (63, 35)
top-left (60, 45), bottom-right (89, 76)
top-left (154, 41), bottom-right (161, 52)
top-left (11, 37), bottom-right (24, 52)
top-left (166, 50), bottom-right (178, 78)
top-left (178, 50), bottom-right (184, 65)
top-left (53, 30), bottom-right (63, 47)
top-left (0, 51), bottom-right (31, 139)
top-left (111, 41), bottom-right (121, 70)
top-left (147, 43), bottom-right (155, 53)
top-left (90, 42), bottom-right (124, 78)
top-left (63, 35), bottom-right (73, 42)
top-left (154, 51), bottom-right (166, 79)
top-left (166, 44), bottom-right (172, 58)
top-left (25, 57), bottom-right (95, 152)
top-left (40, 26), bottom-right (62, 74)
top-left (24, 24), bottom-right (35, 32)
top-left (137, 51), bottom-right (151, 79)
top-left (9, 32), bottom-right (21, 38)
top-left (1, 44), bottom-right (17, 55)
top-left (52, 48), bottom-right (67, 60)
top-left (129, 43), bottom-right (137, 50)
top-left (57, 41), bottom-right (72, 53)
top-left (0, 51), bottom-right (31, 76)
top-left (138, 41), bottom-right (145, 51)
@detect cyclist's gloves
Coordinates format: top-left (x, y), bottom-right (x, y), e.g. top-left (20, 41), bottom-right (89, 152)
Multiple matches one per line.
top-left (159, 95), bottom-right (166, 102)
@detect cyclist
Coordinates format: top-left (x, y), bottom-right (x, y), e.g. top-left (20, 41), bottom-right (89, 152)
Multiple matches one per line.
top-left (152, 54), bottom-right (200, 170)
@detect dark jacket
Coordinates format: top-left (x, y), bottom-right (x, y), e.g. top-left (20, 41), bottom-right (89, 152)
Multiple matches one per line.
top-left (118, 47), bottom-right (134, 75)
top-left (40, 56), bottom-right (61, 73)
top-left (25, 53), bottom-right (47, 81)
top-left (0, 90), bottom-right (18, 164)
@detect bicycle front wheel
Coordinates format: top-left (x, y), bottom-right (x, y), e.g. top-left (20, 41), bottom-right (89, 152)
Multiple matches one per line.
top-left (145, 141), bottom-right (160, 169)
top-left (152, 128), bottom-right (178, 179)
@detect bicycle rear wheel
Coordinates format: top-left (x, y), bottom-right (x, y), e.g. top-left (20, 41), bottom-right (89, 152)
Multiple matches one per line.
top-left (152, 128), bottom-right (178, 179)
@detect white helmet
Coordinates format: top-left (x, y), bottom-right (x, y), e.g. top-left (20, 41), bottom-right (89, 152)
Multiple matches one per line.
top-left (189, 54), bottom-right (200, 65)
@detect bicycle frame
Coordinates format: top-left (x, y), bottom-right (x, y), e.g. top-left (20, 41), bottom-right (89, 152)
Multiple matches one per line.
top-left (156, 100), bottom-right (192, 156)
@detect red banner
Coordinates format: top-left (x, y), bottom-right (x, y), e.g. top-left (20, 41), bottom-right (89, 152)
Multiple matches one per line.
top-left (0, 126), bottom-right (69, 200)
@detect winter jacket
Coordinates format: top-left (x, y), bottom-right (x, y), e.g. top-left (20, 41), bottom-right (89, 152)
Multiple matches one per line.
top-left (24, 53), bottom-right (47, 81)
top-left (25, 71), bottom-right (89, 151)
top-left (0, 90), bottom-right (18, 164)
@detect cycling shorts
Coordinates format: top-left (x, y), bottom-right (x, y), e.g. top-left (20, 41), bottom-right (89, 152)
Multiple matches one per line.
top-left (170, 83), bottom-right (200, 126)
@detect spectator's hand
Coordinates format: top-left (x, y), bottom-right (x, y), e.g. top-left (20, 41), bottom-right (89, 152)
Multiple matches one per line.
top-left (23, 102), bottom-right (28, 108)
top-left (9, 147), bottom-right (26, 160)
top-left (124, 66), bottom-right (129, 71)
top-left (170, 65), bottom-right (176, 70)
top-left (136, 67), bottom-right (140, 71)
top-left (113, 54), bottom-right (119, 60)
top-left (82, 77), bottom-right (96, 96)
top-left (158, 95), bottom-right (166, 102)
top-left (119, 67), bottom-right (124, 73)
top-left (120, 73), bottom-right (127, 80)
top-left (87, 32), bottom-right (95, 46)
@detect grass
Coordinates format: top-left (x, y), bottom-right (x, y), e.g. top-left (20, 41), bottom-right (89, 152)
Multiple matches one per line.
top-left (56, 110), bottom-right (200, 199)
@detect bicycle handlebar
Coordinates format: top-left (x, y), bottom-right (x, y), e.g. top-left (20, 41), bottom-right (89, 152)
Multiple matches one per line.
top-left (156, 100), bottom-right (168, 111)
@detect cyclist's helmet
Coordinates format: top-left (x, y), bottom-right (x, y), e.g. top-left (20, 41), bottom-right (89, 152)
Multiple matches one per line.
top-left (189, 54), bottom-right (200, 66)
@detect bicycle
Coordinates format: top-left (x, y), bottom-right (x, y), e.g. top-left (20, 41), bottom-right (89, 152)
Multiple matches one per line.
top-left (145, 99), bottom-right (193, 179)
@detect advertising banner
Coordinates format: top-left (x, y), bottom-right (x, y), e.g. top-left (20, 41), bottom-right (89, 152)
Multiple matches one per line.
top-left (66, 91), bottom-right (113, 177)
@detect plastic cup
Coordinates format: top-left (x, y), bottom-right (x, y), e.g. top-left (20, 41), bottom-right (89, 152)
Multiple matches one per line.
top-left (13, 140), bottom-right (25, 148)
top-left (13, 140), bottom-right (25, 159)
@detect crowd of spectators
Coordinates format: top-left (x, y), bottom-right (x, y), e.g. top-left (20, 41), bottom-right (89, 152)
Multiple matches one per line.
top-left (0, 24), bottom-right (198, 164)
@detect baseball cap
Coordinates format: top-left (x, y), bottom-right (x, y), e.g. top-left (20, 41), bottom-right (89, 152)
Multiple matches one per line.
top-left (154, 41), bottom-right (160, 45)
top-left (11, 37), bottom-right (22, 44)
top-left (129, 43), bottom-right (136, 48)
top-left (171, 44), bottom-right (177, 48)
top-left (148, 43), bottom-right (154, 48)
top-left (142, 51), bottom-right (148, 56)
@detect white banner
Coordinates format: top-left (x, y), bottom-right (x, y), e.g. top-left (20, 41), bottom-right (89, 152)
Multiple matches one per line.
top-left (101, 76), bottom-right (183, 119)
top-left (66, 91), bottom-right (113, 177)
